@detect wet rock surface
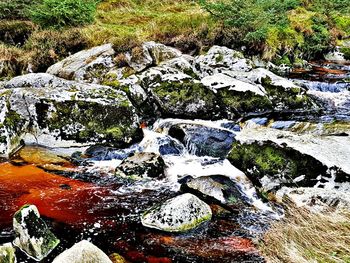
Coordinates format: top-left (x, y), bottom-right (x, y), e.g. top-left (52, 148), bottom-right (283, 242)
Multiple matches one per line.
top-left (116, 152), bottom-right (166, 178)
top-left (168, 123), bottom-right (236, 158)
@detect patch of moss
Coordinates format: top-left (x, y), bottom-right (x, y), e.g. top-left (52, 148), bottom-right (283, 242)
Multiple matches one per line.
top-left (153, 80), bottom-right (219, 119)
top-left (340, 47), bottom-right (350, 60)
top-left (218, 88), bottom-right (273, 116)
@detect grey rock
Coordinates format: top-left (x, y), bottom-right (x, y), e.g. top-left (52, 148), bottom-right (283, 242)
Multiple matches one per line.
top-left (52, 240), bottom-right (112, 263)
top-left (13, 205), bottom-right (60, 261)
top-left (141, 193), bottom-right (212, 232)
top-left (168, 123), bottom-right (236, 158)
top-left (0, 73), bottom-right (141, 157)
top-left (116, 152), bottom-right (166, 178)
top-left (47, 44), bottom-right (115, 81)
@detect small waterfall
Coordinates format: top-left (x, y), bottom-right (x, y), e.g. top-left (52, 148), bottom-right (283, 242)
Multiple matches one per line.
top-left (85, 118), bottom-right (279, 216)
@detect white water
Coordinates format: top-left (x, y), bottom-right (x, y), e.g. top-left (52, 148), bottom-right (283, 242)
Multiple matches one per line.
top-left (86, 118), bottom-right (277, 215)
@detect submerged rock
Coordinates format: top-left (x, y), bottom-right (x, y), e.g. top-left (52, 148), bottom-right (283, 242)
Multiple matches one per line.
top-left (168, 123), bottom-right (235, 158)
top-left (0, 243), bottom-right (16, 263)
top-left (141, 193), bottom-right (212, 232)
top-left (13, 205), bottom-right (60, 261)
top-left (52, 240), bottom-right (112, 263)
top-left (116, 152), bottom-right (165, 178)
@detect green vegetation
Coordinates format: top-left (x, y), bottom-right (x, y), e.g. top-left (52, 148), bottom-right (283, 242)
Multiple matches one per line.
top-left (199, 0), bottom-right (350, 61)
top-left (29, 0), bottom-right (98, 29)
top-left (0, 0), bottom-right (349, 79)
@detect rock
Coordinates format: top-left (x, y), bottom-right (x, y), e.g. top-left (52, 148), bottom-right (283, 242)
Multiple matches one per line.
top-left (141, 193), bottom-right (212, 232)
top-left (277, 187), bottom-right (350, 212)
top-left (0, 73), bottom-right (141, 157)
top-left (229, 126), bottom-right (350, 191)
top-left (324, 47), bottom-right (349, 63)
top-left (194, 46), bottom-right (253, 78)
top-left (126, 42), bottom-right (182, 72)
top-left (47, 44), bottom-right (115, 81)
top-left (13, 145), bottom-right (70, 166)
top-left (52, 240), bottom-right (112, 263)
top-left (13, 204), bottom-right (60, 261)
top-left (109, 253), bottom-right (127, 263)
top-left (168, 123), bottom-right (235, 158)
top-left (0, 243), bottom-right (16, 263)
top-left (201, 73), bottom-right (266, 96)
top-left (145, 74), bottom-right (220, 119)
top-left (116, 152), bottom-right (165, 178)
top-left (181, 175), bottom-right (251, 209)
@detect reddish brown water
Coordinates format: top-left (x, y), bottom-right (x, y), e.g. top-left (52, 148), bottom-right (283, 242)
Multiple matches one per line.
top-left (0, 149), bottom-right (265, 262)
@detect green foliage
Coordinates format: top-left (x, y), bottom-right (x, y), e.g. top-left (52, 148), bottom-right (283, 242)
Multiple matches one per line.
top-left (29, 0), bottom-right (98, 29)
top-left (0, 0), bottom-right (40, 20)
top-left (199, 0), bottom-right (350, 60)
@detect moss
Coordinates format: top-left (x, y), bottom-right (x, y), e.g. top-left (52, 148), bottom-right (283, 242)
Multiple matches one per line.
top-left (340, 47), bottom-right (350, 60)
top-left (215, 53), bottom-right (224, 63)
top-left (4, 108), bottom-right (24, 132)
top-left (36, 99), bottom-right (141, 147)
top-left (218, 88), bottom-right (273, 116)
top-left (153, 80), bottom-right (218, 119)
top-left (261, 77), bottom-right (314, 110)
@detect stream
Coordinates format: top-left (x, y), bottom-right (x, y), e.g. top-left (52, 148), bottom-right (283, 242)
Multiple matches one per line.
top-left (0, 59), bottom-right (349, 262)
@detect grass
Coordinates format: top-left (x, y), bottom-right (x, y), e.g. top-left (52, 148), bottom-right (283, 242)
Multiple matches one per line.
top-left (0, 0), bottom-right (217, 79)
top-left (83, 0), bottom-right (217, 52)
top-left (260, 202), bottom-right (350, 263)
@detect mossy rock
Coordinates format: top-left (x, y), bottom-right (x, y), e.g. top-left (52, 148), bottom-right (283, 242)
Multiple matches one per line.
top-left (228, 140), bottom-right (329, 190)
top-left (261, 76), bottom-right (316, 111)
top-left (13, 205), bottom-right (60, 261)
top-left (0, 243), bottom-right (16, 263)
top-left (35, 98), bottom-right (142, 147)
top-left (152, 79), bottom-right (220, 119)
top-left (218, 88), bottom-right (273, 117)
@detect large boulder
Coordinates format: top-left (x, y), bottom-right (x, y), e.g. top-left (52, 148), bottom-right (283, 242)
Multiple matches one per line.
top-left (144, 73), bottom-right (220, 119)
top-left (0, 243), bottom-right (16, 263)
top-left (229, 126), bottom-right (350, 191)
top-left (13, 205), bottom-right (60, 261)
top-left (52, 240), bottom-right (112, 263)
top-left (47, 44), bottom-right (115, 82)
top-left (193, 46), bottom-right (253, 78)
top-left (141, 193), bottom-right (212, 232)
top-left (168, 122), bottom-right (236, 158)
top-left (0, 73), bottom-right (142, 157)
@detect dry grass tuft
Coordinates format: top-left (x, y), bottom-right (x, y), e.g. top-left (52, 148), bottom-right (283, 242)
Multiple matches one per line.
top-left (260, 202), bottom-right (350, 263)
